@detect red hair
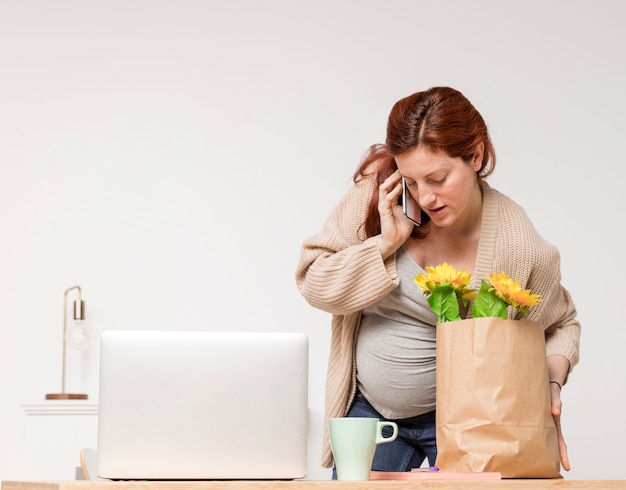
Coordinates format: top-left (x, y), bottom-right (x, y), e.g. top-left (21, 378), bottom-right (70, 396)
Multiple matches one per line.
top-left (354, 87), bottom-right (496, 238)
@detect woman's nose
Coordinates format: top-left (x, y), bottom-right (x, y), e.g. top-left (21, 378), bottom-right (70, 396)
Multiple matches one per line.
top-left (419, 190), bottom-right (436, 209)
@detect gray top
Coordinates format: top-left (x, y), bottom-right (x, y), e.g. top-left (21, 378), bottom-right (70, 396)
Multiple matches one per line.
top-left (356, 244), bottom-right (437, 419)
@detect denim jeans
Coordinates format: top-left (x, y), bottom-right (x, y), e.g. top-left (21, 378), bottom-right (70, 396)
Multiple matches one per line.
top-left (332, 391), bottom-right (437, 478)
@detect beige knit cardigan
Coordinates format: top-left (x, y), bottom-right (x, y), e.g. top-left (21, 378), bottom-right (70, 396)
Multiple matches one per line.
top-left (295, 174), bottom-right (581, 469)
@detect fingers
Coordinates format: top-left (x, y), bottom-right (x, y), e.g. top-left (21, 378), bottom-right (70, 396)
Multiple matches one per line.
top-left (550, 385), bottom-right (570, 471)
top-left (550, 382), bottom-right (562, 416)
top-left (378, 171), bottom-right (402, 214)
top-left (554, 413), bottom-right (571, 471)
top-left (377, 170), bottom-right (413, 258)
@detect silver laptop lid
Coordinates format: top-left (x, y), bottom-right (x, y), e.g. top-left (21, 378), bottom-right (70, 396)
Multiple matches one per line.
top-left (96, 330), bottom-right (308, 480)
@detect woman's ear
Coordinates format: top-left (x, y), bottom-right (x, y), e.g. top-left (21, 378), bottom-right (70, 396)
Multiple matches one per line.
top-left (473, 142), bottom-right (485, 169)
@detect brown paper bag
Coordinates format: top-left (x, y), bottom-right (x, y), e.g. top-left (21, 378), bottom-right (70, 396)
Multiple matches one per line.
top-left (435, 317), bottom-right (561, 478)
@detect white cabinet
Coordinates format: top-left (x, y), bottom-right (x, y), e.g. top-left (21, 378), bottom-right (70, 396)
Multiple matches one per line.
top-left (22, 401), bottom-right (98, 480)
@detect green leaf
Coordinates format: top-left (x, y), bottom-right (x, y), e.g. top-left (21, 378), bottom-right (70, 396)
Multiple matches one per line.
top-left (472, 280), bottom-right (508, 319)
top-left (428, 284), bottom-right (461, 323)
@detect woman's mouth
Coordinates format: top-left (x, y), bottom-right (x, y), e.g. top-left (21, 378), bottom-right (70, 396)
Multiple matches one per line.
top-left (428, 205), bottom-right (445, 217)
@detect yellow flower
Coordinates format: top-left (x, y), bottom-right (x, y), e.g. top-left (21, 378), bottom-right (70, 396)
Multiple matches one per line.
top-left (486, 271), bottom-right (541, 310)
top-left (416, 264), bottom-right (541, 321)
top-left (415, 263), bottom-right (475, 299)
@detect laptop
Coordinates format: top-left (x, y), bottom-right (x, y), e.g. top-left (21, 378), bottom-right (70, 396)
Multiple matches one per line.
top-left (96, 330), bottom-right (309, 480)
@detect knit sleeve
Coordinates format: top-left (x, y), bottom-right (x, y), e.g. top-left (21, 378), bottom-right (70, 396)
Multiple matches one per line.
top-left (522, 239), bottom-right (581, 371)
top-left (295, 176), bottom-right (399, 315)
top-left (543, 287), bottom-right (581, 373)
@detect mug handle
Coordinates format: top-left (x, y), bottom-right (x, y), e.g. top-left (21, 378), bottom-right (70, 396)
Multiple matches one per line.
top-left (376, 421), bottom-right (398, 444)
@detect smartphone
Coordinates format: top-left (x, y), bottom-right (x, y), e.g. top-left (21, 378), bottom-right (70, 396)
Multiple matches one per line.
top-left (402, 177), bottom-right (423, 226)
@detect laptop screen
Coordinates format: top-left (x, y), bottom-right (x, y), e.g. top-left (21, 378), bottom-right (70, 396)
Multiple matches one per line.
top-left (96, 330), bottom-right (309, 480)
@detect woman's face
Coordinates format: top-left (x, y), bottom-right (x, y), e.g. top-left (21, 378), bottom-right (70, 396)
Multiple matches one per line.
top-left (394, 146), bottom-right (482, 229)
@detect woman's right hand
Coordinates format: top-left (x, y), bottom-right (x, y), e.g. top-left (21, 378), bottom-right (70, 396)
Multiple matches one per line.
top-left (377, 170), bottom-right (415, 259)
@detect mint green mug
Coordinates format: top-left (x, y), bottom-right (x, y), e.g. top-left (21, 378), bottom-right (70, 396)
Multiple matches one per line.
top-left (328, 417), bottom-right (398, 481)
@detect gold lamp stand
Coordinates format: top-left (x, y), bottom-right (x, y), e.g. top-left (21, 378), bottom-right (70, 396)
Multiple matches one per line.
top-left (46, 285), bottom-right (88, 400)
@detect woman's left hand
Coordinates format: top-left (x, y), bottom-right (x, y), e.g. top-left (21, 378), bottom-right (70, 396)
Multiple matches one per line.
top-left (550, 382), bottom-right (570, 471)
top-left (547, 354), bottom-right (571, 471)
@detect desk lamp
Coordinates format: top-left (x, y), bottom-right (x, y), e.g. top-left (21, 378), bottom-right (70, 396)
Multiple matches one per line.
top-left (46, 285), bottom-right (90, 400)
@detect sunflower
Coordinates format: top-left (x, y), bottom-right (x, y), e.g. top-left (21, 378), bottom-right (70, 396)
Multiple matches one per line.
top-left (486, 271), bottom-right (541, 312)
top-left (416, 264), bottom-right (541, 322)
top-left (415, 263), bottom-right (475, 323)
top-left (414, 263), bottom-right (475, 299)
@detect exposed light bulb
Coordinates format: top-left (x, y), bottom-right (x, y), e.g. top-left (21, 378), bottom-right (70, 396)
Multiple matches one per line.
top-left (65, 319), bottom-right (90, 350)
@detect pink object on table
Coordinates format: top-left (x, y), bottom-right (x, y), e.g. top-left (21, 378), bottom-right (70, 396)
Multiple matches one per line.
top-left (370, 469), bottom-right (502, 480)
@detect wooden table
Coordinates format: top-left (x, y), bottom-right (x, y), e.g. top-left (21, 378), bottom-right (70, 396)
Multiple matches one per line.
top-left (3, 481), bottom-right (626, 489)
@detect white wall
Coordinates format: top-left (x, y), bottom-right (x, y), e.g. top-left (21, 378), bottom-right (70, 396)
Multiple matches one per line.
top-left (1, 0), bottom-right (624, 481)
